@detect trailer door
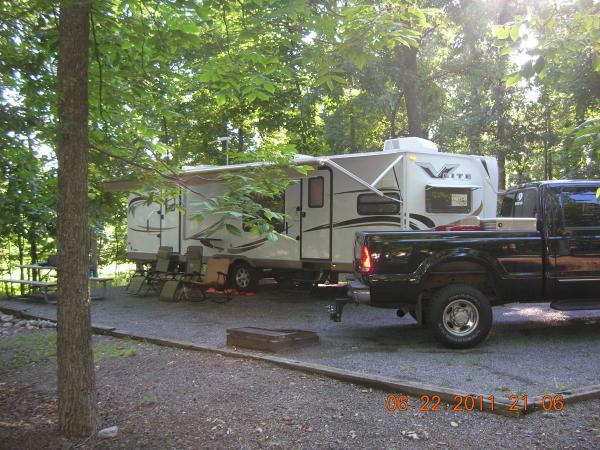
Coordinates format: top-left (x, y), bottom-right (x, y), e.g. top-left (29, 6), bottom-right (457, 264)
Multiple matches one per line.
top-left (301, 169), bottom-right (332, 260)
top-left (159, 197), bottom-right (180, 253)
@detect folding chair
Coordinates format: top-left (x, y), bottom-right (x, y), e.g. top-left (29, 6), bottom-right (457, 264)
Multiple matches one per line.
top-left (180, 258), bottom-right (232, 303)
top-left (159, 246), bottom-right (203, 302)
top-left (127, 246), bottom-right (173, 295)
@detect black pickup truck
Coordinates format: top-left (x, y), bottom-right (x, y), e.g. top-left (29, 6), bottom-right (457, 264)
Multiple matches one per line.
top-left (331, 180), bottom-right (600, 348)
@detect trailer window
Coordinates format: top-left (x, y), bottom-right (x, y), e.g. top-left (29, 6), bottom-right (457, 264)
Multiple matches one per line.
top-left (308, 176), bottom-right (324, 208)
top-left (426, 187), bottom-right (471, 214)
top-left (561, 186), bottom-right (600, 228)
top-left (357, 193), bottom-right (400, 215)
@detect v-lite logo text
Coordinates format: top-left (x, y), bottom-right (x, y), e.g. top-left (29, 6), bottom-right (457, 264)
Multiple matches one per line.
top-left (416, 162), bottom-right (472, 180)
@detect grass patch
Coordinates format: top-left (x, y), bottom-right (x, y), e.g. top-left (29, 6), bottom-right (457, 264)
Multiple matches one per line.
top-left (141, 391), bottom-right (158, 405)
top-left (93, 340), bottom-right (139, 362)
top-left (0, 331), bottom-right (57, 367)
top-left (0, 331), bottom-right (140, 367)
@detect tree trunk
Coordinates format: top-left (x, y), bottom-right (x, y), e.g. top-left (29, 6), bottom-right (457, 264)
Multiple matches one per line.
top-left (494, 0), bottom-right (511, 192)
top-left (396, 46), bottom-right (424, 137)
top-left (28, 227), bottom-right (38, 282)
top-left (90, 231), bottom-right (99, 278)
top-left (17, 233), bottom-right (24, 295)
top-left (543, 97), bottom-right (553, 180)
top-left (468, 87), bottom-right (481, 154)
top-left (56, 0), bottom-right (97, 439)
top-left (238, 125), bottom-right (244, 152)
top-left (389, 99), bottom-right (400, 138)
top-left (349, 111), bottom-right (357, 152)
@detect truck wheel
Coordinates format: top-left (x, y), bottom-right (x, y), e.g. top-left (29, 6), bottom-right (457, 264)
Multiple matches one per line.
top-left (229, 261), bottom-right (259, 291)
top-left (427, 284), bottom-right (492, 349)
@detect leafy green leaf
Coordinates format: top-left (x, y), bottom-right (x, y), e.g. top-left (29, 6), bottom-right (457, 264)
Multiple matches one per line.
top-left (505, 72), bottom-right (521, 87)
top-left (510, 24), bottom-right (520, 42)
top-left (225, 223), bottom-right (242, 236)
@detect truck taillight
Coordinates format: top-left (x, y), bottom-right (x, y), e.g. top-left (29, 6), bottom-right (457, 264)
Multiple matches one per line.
top-left (360, 245), bottom-right (372, 272)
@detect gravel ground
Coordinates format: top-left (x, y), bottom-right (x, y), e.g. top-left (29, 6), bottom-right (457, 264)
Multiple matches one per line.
top-left (1, 283), bottom-right (600, 397)
top-left (1, 328), bottom-right (599, 449)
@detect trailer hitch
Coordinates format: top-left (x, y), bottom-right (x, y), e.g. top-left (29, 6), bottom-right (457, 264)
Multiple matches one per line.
top-left (329, 298), bottom-right (350, 322)
top-left (329, 278), bottom-right (370, 322)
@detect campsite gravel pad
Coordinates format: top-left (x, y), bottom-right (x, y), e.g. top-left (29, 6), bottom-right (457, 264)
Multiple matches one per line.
top-left (1, 283), bottom-right (600, 397)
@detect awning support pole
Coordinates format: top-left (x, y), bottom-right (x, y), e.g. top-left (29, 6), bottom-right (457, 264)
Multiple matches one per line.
top-left (371, 154), bottom-right (404, 187)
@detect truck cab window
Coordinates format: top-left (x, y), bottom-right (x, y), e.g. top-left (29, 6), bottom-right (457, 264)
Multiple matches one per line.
top-left (308, 176), bottom-right (324, 208)
top-left (513, 189), bottom-right (537, 217)
top-left (500, 189), bottom-right (537, 218)
top-left (561, 186), bottom-right (600, 228)
top-left (500, 193), bottom-right (515, 217)
top-left (425, 187), bottom-right (471, 214)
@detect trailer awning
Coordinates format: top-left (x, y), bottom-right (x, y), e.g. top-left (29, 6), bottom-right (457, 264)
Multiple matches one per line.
top-left (425, 183), bottom-right (482, 190)
top-left (371, 154), bottom-right (404, 187)
top-left (320, 157), bottom-right (403, 203)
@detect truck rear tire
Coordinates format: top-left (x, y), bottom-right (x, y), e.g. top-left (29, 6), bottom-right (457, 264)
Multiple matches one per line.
top-left (427, 284), bottom-right (492, 349)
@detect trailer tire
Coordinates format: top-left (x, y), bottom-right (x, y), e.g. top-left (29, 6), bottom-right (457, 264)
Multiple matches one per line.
top-left (229, 261), bottom-right (259, 291)
top-left (427, 284), bottom-right (492, 349)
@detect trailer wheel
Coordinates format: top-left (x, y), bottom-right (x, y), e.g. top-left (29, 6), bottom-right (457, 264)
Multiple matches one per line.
top-left (427, 284), bottom-right (492, 349)
top-left (229, 261), bottom-right (259, 291)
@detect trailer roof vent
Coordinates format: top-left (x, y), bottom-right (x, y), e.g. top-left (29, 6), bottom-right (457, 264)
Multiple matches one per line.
top-left (383, 137), bottom-right (438, 153)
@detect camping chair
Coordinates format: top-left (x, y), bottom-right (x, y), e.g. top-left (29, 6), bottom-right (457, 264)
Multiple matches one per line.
top-left (180, 258), bottom-right (232, 303)
top-left (159, 246), bottom-right (203, 302)
top-left (127, 246), bottom-right (174, 295)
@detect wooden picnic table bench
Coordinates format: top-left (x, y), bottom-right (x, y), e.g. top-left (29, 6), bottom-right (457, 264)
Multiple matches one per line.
top-left (1, 279), bottom-right (57, 303)
top-left (1, 277), bottom-right (113, 303)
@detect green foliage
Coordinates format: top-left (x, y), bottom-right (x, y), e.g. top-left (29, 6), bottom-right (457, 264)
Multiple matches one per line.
top-left (493, 0), bottom-right (599, 182)
top-left (0, 0), bottom-right (598, 261)
top-left (192, 155), bottom-right (310, 240)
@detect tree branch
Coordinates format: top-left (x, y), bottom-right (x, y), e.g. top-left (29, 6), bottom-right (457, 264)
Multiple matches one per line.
top-left (90, 144), bottom-right (209, 198)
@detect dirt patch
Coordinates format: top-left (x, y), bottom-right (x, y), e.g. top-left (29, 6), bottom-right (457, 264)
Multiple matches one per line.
top-left (0, 385), bottom-right (67, 449)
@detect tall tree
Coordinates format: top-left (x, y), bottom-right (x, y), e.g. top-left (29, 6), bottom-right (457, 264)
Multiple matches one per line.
top-left (56, 0), bottom-right (97, 438)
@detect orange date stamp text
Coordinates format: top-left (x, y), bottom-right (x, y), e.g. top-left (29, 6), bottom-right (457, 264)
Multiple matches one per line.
top-left (385, 394), bottom-right (565, 413)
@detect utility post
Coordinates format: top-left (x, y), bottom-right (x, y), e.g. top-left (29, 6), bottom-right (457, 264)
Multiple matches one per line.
top-left (217, 136), bottom-right (231, 165)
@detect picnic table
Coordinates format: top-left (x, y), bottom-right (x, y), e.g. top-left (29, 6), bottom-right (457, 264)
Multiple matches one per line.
top-left (90, 277), bottom-right (112, 301)
top-left (17, 264), bottom-right (57, 282)
top-left (1, 279), bottom-right (57, 303)
top-left (2, 266), bottom-right (112, 303)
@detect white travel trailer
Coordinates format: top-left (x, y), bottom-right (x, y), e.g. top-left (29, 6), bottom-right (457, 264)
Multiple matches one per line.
top-left (119, 137), bottom-right (498, 290)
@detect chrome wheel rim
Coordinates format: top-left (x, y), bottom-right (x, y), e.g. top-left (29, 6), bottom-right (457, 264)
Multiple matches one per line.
top-left (442, 298), bottom-right (479, 336)
top-left (235, 267), bottom-right (250, 288)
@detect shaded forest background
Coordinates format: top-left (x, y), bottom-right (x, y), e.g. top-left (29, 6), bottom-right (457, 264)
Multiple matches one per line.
top-left (1, 0), bottom-right (598, 275)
